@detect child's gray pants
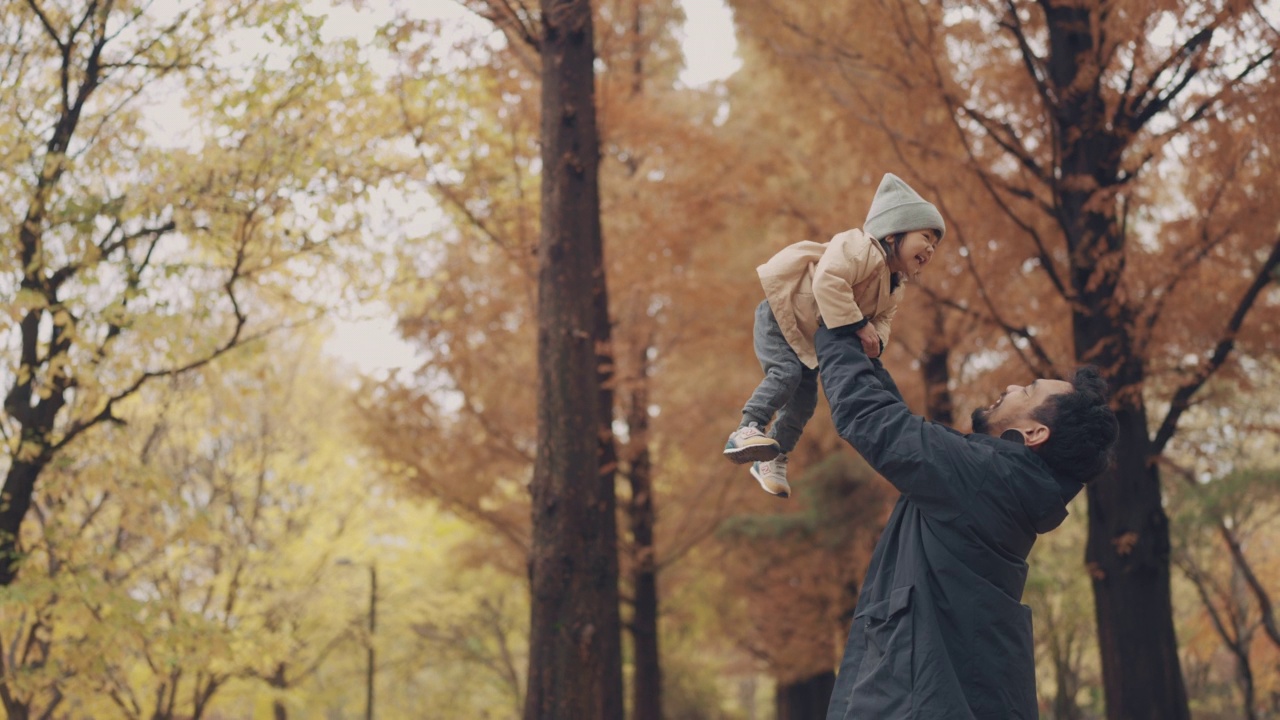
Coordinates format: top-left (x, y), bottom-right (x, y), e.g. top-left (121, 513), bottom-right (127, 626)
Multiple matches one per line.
top-left (740, 300), bottom-right (818, 454)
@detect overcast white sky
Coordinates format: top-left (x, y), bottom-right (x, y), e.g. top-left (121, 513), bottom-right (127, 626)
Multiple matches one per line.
top-left (322, 0), bottom-right (740, 376)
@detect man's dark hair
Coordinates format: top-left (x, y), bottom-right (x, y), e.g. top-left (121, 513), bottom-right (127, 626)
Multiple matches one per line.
top-left (1031, 366), bottom-right (1119, 484)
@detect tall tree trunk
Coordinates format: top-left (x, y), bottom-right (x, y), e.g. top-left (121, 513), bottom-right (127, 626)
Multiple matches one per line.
top-left (1082, 408), bottom-right (1185, 720)
top-left (3, 213), bottom-right (70, 586)
top-left (1044, 4), bottom-right (1188, 717)
top-left (1, 695), bottom-right (30, 720)
top-left (0, 461), bottom-right (46, 585)
top-left (626, 343), bottom-right (661, 720)
top-left (270, 660), bottom-right (288, 720)
top-left (524, 1), bottom-right (624, 719)
top-left (1051, 661), bottom-right (1084, 720)
top-left (621, 5), bottom-right (659, 714)
top-left (1043, 607), bottom-right (1085, 720)
top-left (0, 9), bottom-right (96, 587)
top-left (774, 671), bottom-right (835, 720)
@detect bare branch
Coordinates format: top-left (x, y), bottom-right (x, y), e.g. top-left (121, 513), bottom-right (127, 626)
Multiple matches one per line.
top-left (1217, 521), bottom-right (1280, 650)
top-left (1137, 161), bottom-right (1241, 354)
top-left (999, 0), bottom-right (1055, 111)
top-left (917, 285), bottom-right (1058, 378)
top-left (1175, 554), bottom-right (1246, 656)
top-left (1118, 19), bottom-right (1145, 103)
top-left (75, 491), bottom-right (113, 536)
top-left (394, 80), bottom-right (536, 281)
top-left (1123, 20), bottom-right (1218, 132)
top-left (957, 106), bottom-right (1048, 184)
top-left (62, 1), bottom-right (105, 113)
top-left (1152, 236), bottom-right (1280, 455)
top-left (942, 106), bottom-right (1072, 299)
top-left (1147, 48), bottom-right (1276, 136)
top-left (1119, 16), bottom-right (1273, 140)
top-left (470, 0), bottom-right (541, 52)
top-left (1257, 0), bottom-right (1280, 37)
top-left (1167, 456), bottom-right (1280, 652)
top-left (21, 0), bottom-right (65, 50)
top-left (36, 688), bottom-right (64, 720)
top-left (52, 318), bottom-right (272, 454)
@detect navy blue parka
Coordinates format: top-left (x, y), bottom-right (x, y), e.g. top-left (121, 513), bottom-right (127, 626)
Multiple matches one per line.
top-left (816, 325), bottom-right (1083, 720)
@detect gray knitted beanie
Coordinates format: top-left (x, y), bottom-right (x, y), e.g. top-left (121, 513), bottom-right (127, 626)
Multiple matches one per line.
top-left (863, 173), bottom-right (946, 242)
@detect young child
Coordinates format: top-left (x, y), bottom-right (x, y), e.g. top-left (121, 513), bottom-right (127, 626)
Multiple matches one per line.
top-left (723, 173), bottom-right (945, 497)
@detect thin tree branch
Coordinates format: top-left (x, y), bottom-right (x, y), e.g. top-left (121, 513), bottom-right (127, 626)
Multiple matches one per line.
top-left (469, 0), bottom-right (541, 51)
top-left (1149, 48), bottom-right (1276, 135)
top-left (1124, 20), bottom-right (1219, 132)
top-left (1137, 161), bottom-right (1240, 354)
top-left (917, 285), bottom-right (1057, 378)
top-left (999, 0), bottom-right (1055, 110)
top-left (943, 106), bottom-right (1071, 299)
top-left (1176, 554), bottom-right (1247, 657)
top-left (1164, 457), bottom-right (1280, 652)
top-left (957, 105), bottom-right (1048, 184)
top-left (21, 0), bottom-right (65, 50)
top-left (1151, 235), bottom-right (1280, 454)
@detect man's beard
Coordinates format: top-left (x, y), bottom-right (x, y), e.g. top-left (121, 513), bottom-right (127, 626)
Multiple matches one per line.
top-left (971, 406), bottom-right (991, 435)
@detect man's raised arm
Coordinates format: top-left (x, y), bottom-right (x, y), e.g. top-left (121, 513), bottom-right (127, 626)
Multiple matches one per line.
top-left (816, 325), bottom-right (989, 516)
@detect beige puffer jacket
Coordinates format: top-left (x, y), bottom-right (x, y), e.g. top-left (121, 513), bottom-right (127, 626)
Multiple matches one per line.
top-left (757, 228), bottom-right (902, 369)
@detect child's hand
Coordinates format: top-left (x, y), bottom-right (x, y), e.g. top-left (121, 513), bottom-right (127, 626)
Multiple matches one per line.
top-left (855, 324), bottom-right (882, 358)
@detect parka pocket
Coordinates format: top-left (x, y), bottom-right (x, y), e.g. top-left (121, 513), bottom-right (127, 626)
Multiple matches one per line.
top-left (845, 586), bottom-right (914, 718)
top-left (968, 598), bottom-right (1038, 718)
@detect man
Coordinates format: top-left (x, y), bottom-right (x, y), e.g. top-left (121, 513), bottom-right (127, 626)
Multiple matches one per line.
top-left (815, 323), bottom-right (1118, 720)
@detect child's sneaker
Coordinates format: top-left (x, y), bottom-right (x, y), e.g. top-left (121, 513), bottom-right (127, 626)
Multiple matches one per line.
top-left (750, 455), bottom-right (791, 498)
top-left (723, 423), bottom-right (781, 464)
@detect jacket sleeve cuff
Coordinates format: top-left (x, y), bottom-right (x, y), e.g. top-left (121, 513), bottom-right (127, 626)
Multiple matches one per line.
top-left (826, 317), bottom-right (869, 339)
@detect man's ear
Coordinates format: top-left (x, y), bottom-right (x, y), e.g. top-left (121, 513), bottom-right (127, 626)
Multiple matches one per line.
top-left (1000, 425), bottom-right (1050, 448)
top-left (1022, 424), bottom-right (1050, 449)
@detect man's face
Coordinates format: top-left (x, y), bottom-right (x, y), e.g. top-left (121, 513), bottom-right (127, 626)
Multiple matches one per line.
top-left (971, 379), bottom-right (1074, 436)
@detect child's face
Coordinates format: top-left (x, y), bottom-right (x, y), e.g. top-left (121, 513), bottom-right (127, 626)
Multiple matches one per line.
top-left (894, 230), bottom-right (940, 280)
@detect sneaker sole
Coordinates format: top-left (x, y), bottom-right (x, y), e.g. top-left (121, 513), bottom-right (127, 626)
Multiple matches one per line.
top-left (749, 464), bottom-right (791, 498)
top-left (723, 443), bottom-right (781, 464)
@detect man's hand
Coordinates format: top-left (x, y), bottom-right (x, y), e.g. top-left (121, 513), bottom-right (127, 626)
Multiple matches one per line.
top-left (856, 323), bottom-right (882, 358)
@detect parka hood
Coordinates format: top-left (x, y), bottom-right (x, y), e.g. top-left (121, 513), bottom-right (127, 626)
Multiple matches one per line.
top-left (989, 433), bottom-right (1083, 534)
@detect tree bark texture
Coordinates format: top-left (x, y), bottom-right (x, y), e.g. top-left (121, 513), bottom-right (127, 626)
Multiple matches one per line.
top-left (0, 5), bottom-right (101, 587)
top-left (270, 662), bottom-right (289, 720)
top-left (627, 344), bottom-right (661, 720)
top-left (0, 462), bottom-right (48, 585)
top-left (1042, 4), bottom-right (1189, 717)
top-left (524, 1), bottom-right (624, 719)
top-left (1083, 409), bottom-right (1185, 720)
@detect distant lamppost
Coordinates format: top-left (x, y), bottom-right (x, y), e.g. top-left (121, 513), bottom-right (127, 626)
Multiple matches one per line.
top-left (337, 559), bottom-right (376, 720)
